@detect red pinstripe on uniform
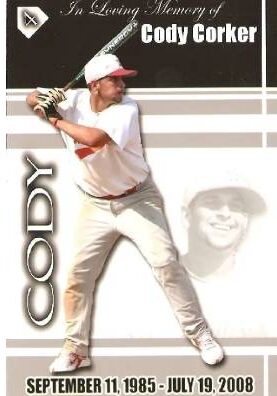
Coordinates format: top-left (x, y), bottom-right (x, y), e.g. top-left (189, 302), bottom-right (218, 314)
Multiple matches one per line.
top-left (75, 146), bottom-right (100, 159)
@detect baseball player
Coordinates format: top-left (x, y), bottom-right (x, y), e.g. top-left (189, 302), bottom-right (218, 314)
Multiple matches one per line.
top-left (26, 54), bottom-right (224, 373)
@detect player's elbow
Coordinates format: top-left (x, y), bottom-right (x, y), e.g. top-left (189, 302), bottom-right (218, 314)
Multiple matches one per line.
top-left (26, 90), bottom-right (39, 108)
top-left (25, 94), bottom-right (33, 107)
top-left (86, 129), bottom-right (111, 148)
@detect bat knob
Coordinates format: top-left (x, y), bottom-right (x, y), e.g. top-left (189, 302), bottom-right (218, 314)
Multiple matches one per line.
top-left (131, 20), bottom-right (139, 30)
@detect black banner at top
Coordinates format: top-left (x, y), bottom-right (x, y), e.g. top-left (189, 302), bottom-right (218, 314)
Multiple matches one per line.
top-left (6, 0), bottom-right (268, 88)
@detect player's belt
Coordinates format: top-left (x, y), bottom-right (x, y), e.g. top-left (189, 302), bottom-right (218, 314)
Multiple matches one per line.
top-left (100, 183), bottom-right (141, 200)
top-left (78, 182), bottom-right (142, 201)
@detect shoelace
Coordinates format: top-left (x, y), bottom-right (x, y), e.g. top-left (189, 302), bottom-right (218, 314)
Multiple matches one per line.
top-left (198, 333), bottom-right (216, 350)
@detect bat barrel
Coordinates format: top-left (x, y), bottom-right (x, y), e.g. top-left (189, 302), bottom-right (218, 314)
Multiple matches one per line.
top-left (96, 20), bottom-right (139, 56)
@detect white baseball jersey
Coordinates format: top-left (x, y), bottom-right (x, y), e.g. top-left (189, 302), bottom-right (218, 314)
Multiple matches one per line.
top-left (57, 90), bottom-right (149, 197)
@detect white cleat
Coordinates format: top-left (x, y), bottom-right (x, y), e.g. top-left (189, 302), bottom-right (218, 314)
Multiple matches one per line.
top-left (49, 350), bottom-right (91, 374)
top-left (191, 331), bottom-right (224, 365)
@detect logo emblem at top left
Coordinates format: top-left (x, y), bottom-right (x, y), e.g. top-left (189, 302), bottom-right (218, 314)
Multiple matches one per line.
top-left (17, 7), bottom-right (49, 38)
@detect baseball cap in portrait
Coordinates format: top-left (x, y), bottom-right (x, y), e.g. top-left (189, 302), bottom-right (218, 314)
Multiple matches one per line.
top-left (84, 54), bottom-right (138, 83)
top-left (182, 170), bottom-right (266, 215)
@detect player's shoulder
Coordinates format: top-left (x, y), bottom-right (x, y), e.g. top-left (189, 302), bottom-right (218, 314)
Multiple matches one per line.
top-left (121, 95), bottom-right (137, 106)
top-left (120, 95), bottom-right (139, 113)
top-left (58, 89), bottom-right (89, 111)
top-left (66, 88), bottom-right (89, 104)
top-left (103, 96), bottom-right (138, 117)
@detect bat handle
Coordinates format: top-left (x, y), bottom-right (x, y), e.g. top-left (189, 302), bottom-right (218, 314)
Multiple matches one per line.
top-left (63, 69), bottom-right (85, 91)
top-left (63, 82), bottom-right (73, 91)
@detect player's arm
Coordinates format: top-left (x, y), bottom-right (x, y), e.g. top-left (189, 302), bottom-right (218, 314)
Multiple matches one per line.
top-left (49, 117), bottom-right (111, 147)
top-left (26, 89), bottom-right (111, 148)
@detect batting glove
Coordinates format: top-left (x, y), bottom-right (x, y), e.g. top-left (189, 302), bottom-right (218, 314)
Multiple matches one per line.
top-left (34, 101), bottom-right (62, 120)
top-left (37, 88), bottom-right (66, 106)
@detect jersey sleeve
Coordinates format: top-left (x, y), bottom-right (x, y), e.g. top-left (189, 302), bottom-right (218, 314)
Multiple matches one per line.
top-left (57, 91), bottom-right (77, 149)
top-left (95, 99), bottom-right (139, 149)
top-left (56, 89), bottom-right (76, 118)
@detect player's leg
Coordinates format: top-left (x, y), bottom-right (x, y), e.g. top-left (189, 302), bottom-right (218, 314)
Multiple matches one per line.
top-left (116, 189), bottom-right (205, 336)
top-left (50, 194), bottom-right (120, 372)
top-left (116, 181), bottom-right (224, 364)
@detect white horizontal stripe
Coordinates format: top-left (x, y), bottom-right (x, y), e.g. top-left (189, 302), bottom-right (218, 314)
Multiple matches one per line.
top-left (129, 87), bottom-right (263, 94)
top-left (7, 94), bottom-right (264, 101)
top-left (6, 346), bottom-right (277, 357)
top-left (7, 96), bottom-right (31, 101)
top-left (7, 115), bottom-right (277, 134)
top-left (7, 116), bottom-right (58, 134)
top-left (7, 87), bottom-right (264, 95)
top-left (125, 94), bottom-right (262, 101)
top-left (142, 114), bottom-right (277, 133)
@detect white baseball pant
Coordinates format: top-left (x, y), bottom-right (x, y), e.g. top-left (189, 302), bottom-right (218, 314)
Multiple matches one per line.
top-left (64, 177), bottom-right (207, 355)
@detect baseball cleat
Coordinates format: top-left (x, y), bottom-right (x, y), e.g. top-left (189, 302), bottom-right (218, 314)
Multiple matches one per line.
top-left (191, 331), bottom-right (224, 365)
top-left (49, 350), bottom-right (91, 374)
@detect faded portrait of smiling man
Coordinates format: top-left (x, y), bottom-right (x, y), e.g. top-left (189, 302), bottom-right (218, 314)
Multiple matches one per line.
top-left (188, 189), bottom-right (249, 263)
top-left (180, 171), bottom-right (276, 337)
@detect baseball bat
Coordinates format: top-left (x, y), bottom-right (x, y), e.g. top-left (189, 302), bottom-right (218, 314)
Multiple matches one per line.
top-left (63, 20), bottom-right (139, 91)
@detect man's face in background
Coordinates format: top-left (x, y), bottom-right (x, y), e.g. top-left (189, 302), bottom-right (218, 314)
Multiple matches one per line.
top-left (187, 188), bottom-right (249, 252)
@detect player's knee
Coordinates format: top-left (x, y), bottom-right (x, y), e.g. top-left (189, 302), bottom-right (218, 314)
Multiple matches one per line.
top-left (145, 241), bottom-right (177, 268)
top-left (152, 261), bottom-right (183, 286)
